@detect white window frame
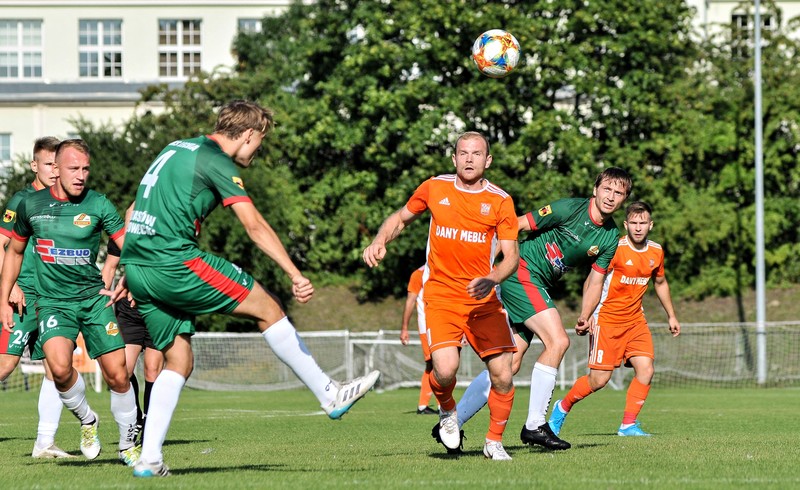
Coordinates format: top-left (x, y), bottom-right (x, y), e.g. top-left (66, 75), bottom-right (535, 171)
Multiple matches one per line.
top-left (0, 133), bottom-right (12, 176)
top-left (158, 19), bottom-right (202, 79)
top-left (79, 19), bottom-right (123, 79)
top-left (0, 19), bottom-right (43, 80)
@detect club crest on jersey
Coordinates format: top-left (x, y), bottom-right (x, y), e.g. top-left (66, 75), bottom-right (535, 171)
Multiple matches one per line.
top-left (481, 203), bottom-right (491, 216)
top-left (538, 205), bottom-right (552, 217)
top-left (105, 321), bottom-right (119, 336)
top-left (3, 209), bottom-right (15, 223)
top-left (649, 259), bottom-right (655, 268)
top-left (73, 213), bottom-right (91, 228)
top-left (587, 245), bottom-right (599, 257)
top-left (232, 176), bottom-right (245, 190)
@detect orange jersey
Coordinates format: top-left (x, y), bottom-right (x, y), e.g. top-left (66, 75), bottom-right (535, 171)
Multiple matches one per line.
top-left (406, 175), bottom-right (517, 305)
top-left (593, 237), bottom-right (665, 327)
top-left (407, 267), bottom-right (424, 296)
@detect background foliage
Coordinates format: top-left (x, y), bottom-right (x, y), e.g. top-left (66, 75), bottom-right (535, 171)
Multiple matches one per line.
top-left (4, 0), bottom-right (799, 331)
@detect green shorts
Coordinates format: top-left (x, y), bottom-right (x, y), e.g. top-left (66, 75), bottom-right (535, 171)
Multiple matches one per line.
top-left (125, 251), bottom-right (255, 350)
top-left (0, 290), bottom-right (38, 357)
top-left (33, 294), bottom-right (124, 360)
top-left (498, 270), bottom-right (556, 346)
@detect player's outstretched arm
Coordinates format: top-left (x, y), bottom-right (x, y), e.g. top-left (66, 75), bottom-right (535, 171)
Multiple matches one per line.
top-left (576, 269), bottom-right (605, 335)
top-left (400, 291), bottom-right (417, 346)
top-left (654, 274), bottom-right (680, 337)
top-left (362, 206), bottom-right (418, 268)
top-left (230, 200), bottom-right (313, 303)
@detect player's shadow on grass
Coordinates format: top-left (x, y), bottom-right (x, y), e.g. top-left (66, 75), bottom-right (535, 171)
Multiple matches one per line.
top-left (163, 439), bottom-right (211, 447)
top-left (429, 450), bottom-right (483, 459)
top-left (170, 463), bottom-right (287, 475)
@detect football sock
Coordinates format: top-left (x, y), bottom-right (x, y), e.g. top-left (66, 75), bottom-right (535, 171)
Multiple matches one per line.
top-left (561, 375), bottom-right (595, 412)
top-left (130, 373), bottom-right (143, 423)
top-left (622, 377), bottom-right (651, 425)
top-left (456, 369), bottom-right (490, 427)
top-left (141, 369), bottom-right (185, 465)
top-left (262, 317), bottom-right (336, 407)
top-left (110, 384), bottom-right (139, 450)
top-left (486, 386), bottom-right (514, 442)
top-left (58, 372), bottom-right (95, 425)
top-left (144, 380), bottom-right (154, 415)
top-left (35, 377), bottom-right (63, 448)
top-left (525, 362), bottom-right (558, 430)
top-left (417, 369), bottom-right (433, 409)
top-left (429, 371), bottom-right (456, 412)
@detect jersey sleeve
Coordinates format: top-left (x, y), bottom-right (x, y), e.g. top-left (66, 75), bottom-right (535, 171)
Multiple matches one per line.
top-left (407, 268), bottom-right (423, 294)
top-left (592, 230), bottom-right (620, 273)
top-left (0, 191), bottom-right (25, 238)
top-left (653, 247), bottom-right (665, 278)
top-left (405, 179), bottom-right (431, 215)
top-left (100, 197), bottom-right (125, 241)
top-left (496, 195), bottom-right (518, 241)
top-left (11, 197), bottom-right (33, 240)
top-left (524, 198), bottom-right (571, 231)
top-left (203, 154), bottom-right (252, 207)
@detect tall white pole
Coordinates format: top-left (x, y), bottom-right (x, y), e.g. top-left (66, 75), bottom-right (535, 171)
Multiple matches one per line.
top-left (754, 0), bottom-right (767, 384)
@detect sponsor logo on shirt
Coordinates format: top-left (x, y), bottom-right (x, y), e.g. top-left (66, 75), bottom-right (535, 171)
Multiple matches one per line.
top-left (435, 225), bottom-right (487, 243)
top-left (3, 209), bottom-right (15, 223)
top-left (35, 238), bottom-right (91, 265)
top-left (439, 197), bottom-right (450, 206)
top-left (625, 259), bottom-right (634, 266)
top-left (545, 242), bottom-right (569, 274)
top-left (480, 203), bottom-right (491, 216)
top-left (619, 275), bottom-right (650, 286)
top-left (538, 205), bottom-right (552, 217)
top-left (587, 245), bottom-right (599, 257)
top-left (105, 321), bottom-right (119, 336)
top-left (127, 210), bottom-right (157, 236)
top-left (73, 213), bottom-right (91, 228)
top-left (232, 176), bottom-right (245, 190)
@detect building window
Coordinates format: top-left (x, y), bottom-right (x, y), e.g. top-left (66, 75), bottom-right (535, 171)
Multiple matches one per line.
top-left (238, 18), bottom-right (262, 34)
top-left (0, 20), bottom-right (43, 79)
top-left (0, 133), bottom-right (11, 176)
top-left (731, 13), bottom-right (774, 32)
top-left (79, 20), bottom-right (122, 78)
top-left (159, 19), bottom-right (201, 78)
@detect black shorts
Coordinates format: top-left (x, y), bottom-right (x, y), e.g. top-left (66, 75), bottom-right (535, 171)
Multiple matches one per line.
top-left (116, 297), bottom-right (155, 349)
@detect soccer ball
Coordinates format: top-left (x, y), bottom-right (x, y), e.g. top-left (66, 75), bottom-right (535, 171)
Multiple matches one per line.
top-left (471, 29), bottom-right (521, 78)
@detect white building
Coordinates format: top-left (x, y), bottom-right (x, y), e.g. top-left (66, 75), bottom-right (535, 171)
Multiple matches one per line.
top-left (687, 1), bottom-right (798, 38)
top-left (0, 0), bottom-right (289, 169)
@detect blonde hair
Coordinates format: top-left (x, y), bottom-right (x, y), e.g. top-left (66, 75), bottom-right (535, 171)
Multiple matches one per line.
top-left (214, 100), bottom-right (275, 139)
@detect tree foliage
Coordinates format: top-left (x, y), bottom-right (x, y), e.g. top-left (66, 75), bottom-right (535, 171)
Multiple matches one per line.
top-left (6, 0), bottom-right (800, 330)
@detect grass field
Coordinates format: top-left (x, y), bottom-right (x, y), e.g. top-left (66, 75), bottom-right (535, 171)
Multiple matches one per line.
top-left (2, 386), bottom-right (799, 489)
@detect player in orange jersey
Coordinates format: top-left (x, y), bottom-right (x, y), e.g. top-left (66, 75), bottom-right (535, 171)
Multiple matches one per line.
top-left (364, 131), bottom-right (519, 460)
top-left (548, 201), bottom-right (681, 437)
top-left (400, 265), bottom-right (437, 415)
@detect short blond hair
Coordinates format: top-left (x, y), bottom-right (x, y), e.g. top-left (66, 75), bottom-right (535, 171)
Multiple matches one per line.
top-left (214, 100), bottom-right (275, 139)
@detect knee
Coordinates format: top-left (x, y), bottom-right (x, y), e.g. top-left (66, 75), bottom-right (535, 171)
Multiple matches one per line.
top-left (588, 375), bottom-right (610, 391)
top-left (0, 357), bottom-right (19, 382)
top-left (50, 365), bottom-right (74, 386)
top-left (553, 334), bottom-right (570, 356)
top-left (106, 371), bottom-right (132, 392)
top-left (637, 365), bottom-right (654, 384)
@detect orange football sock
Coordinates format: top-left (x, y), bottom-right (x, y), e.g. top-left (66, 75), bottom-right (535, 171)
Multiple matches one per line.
top-left (622, 377), bottom-right (651, 425)
top-left (561, 375), bottom-right (594, 412)
top-left (429, 371), bottom-right (456, 412)
top-left (486, 386), bottom-right (515, 442)
top-left (418, 370), bottom-right (433, 408)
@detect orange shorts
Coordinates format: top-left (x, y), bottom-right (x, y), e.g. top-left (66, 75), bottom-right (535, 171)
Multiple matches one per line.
top-left (588, 319), bottom-right (654, 371)
top-left (418, 333), bottom-right (432, 361)
top-left (425, 300), bottom-right (517, 360)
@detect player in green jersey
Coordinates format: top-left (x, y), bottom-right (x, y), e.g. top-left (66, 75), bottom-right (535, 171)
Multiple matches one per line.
top-left (120, 100), bottom-right (379, 478)
top-left (0, 136), bottom-right (73, 459)
top-left (435, 167), bottom-right (632, 452)
top-left (0, 139), bottom-right (141, 466)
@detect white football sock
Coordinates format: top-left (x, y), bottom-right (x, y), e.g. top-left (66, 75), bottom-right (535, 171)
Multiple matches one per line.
top-left (110, 384), bottom-right (139, 450)
top-left (456, 369), bottom-right (491, 427)
top-left (525, 362), bottom-right (558, 430)
top-left (58, 373), bottom-right (94, 425)
top-left (262, 317), bottom-right (336, 407)
top-left (35, 378), bottom-right (63, 448)
top-left (141, 369), bottom-right (185, 465)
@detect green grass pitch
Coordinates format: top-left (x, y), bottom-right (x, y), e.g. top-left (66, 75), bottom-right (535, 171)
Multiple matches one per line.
top-left (2, 386), bottom-right (799, 489)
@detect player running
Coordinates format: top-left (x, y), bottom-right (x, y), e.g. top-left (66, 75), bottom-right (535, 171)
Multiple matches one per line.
top-left (548, 201), bottom-right (681, 437)
top-left (400, 265), bottom-right (437, 415)
top-left (441, 167), bottom-right (631, 452)
top-left (120, 100), bottom-right (380, 478)
top-left (0, 137), bottom-right (72, 458)
top-left (364, 131), bottom-right (519, 460)
top-left (0, 139), bottom-right (140, 465)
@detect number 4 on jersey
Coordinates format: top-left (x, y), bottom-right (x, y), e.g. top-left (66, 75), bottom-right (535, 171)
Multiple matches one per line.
top-left (140, 150), bottom-right (176, 199)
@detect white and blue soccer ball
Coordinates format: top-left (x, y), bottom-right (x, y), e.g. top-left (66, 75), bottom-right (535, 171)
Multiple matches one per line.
top-left (471, 29), bottom-right (521, 78)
